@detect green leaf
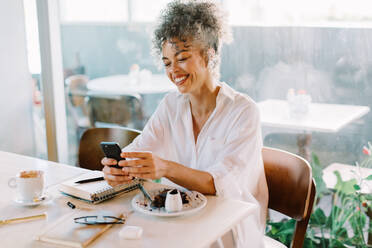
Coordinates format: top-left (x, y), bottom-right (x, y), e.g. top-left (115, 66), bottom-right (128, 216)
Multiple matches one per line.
top-left (348, 234), bottom-right (366, 246)
top-left (312, 153), bottom-right (320, 166)
top-left (364, 174), bottom-right (372, 180)
top-left (331, 239), bottom-right (348, 248)
top-left (310, 208), bottom-right (327, 226)
top-left (265, 219), bottom-right (295, 247)
top-left (353, 184), bottom-right (361, 190)
top-left (349, 211), bottom-right (366, 236)
top-left (310, 153), bottom-right (330, 198)
top-left (326, 205), bottom-right (342, 229)
top-left (303, 237), bottom-right (320, 248)
top-left (364, 194), bottom-right (372, 201)
top-left (333, 171), bottom-right (357, 195)
top-left (334, 227), bottom-right (348, 240)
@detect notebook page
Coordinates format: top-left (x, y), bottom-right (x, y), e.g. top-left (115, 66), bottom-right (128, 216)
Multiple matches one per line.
top-left (59, 171), bottom-right (112, 201)
top-left (59, 170), bottom-right (141, 203)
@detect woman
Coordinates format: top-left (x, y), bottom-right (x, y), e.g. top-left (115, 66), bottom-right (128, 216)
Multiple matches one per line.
top-left (102, 1), bottom-right (268, 247)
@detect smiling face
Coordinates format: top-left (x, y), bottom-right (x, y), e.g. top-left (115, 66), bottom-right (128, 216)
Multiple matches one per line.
top-left (161, 38), bottom-right (211, 94)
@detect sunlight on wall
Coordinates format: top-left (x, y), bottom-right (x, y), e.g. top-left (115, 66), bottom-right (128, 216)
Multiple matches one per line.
top-left (23, 0), bottom-right (40, 74)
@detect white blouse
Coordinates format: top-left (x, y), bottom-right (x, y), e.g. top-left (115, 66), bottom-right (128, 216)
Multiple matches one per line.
top-left (123, 82), bottom-right (268, 247)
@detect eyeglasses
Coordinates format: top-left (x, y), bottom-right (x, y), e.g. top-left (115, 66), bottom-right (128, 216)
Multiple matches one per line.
top-left (74, 215), bottom-right (125, 225)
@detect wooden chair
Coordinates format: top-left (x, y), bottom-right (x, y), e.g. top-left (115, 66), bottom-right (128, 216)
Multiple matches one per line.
top-left (263, 147), bottom-right (316, 248)
top-left (78, 127), bottom-right (141, 170)
top-left (87, 93), bottom-right (145, 130)
top-left (65, 74), bottom-right (89, 108)
top-left (65, 75), bottom-right (91, 139)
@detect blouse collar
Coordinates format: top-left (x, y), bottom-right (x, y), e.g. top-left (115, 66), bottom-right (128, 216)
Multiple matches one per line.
top-left (177, 81), bottom-right (235, 105)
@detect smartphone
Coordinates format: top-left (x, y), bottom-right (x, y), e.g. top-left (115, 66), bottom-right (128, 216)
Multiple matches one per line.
top-left (100, 142), bottom-right (125, 169)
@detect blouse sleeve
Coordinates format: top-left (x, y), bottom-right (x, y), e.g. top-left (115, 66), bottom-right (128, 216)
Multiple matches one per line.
top-left (206, 103), bottom-right (265, 200)
top-left (206, 103), bottom-right (268, 234)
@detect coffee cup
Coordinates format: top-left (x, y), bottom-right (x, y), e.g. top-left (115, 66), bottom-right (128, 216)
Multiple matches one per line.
top-left (165, 189), bottom-right (183, 212)
top-left (8, 170), bottom-right (45, 202)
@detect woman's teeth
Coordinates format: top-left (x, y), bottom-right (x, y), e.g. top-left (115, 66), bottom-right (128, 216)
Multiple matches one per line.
top-left (174, 76), bottom-right (187, 84)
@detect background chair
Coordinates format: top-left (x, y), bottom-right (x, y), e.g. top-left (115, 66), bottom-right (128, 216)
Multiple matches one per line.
top-left (78, 127), bottom-right (141, 170)
top-left (87, 93), bottom-right (145, 130)
top-left (263, 147), bottom-right (316, 248)
top-left (65, 74), bottom-right (91, 139)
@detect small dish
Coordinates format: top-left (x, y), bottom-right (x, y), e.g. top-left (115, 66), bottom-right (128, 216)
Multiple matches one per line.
top-left (13, 194), bottom-right (52, 207)
top-left (165, 189), bottom-right (183, 212)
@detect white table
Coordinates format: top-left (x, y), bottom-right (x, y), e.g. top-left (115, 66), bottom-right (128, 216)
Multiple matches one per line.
top-left (86, 74), bottom-right (177, 120)
top-left (87, 74), bottom-right (176, 95)
top-left (0, 151), bottom-right (257, 248)
top-left (258, 99), bottom-right (370, 160)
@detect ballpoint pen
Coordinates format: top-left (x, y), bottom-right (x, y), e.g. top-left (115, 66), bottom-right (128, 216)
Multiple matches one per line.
top-left (75, 176), bottom-right (105, 184)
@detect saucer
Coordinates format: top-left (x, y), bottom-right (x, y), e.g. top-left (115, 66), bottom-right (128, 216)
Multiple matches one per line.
top-left (13, 194), bottom-right (52, 207)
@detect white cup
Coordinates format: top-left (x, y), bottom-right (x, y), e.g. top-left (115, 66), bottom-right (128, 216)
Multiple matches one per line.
top-left (8, 170), bottom-right (45, 202)
top-left (165, 189), bottom-right (183, 212)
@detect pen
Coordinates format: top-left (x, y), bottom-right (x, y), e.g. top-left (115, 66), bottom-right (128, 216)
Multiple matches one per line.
top-left (75, 176), bottom-right (105, 184)
top-left (67, 201), bottom-right (93, 211)
top-left (0, 213), bottom-right (47, 225)
top-left (67, 201), bottom-right (76, 209)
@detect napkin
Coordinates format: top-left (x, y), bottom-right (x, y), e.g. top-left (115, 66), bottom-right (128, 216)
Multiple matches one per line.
top-left (119, 226), bottom-right (143, 239)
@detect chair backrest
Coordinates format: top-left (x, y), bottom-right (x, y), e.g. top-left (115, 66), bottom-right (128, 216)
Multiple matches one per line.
top-left (262, 146), bottom-right (316, 248)
top-left (78, 127), bottom-right (141, 170)
top-left (65, 75), bottom-right (91, 128)
top-left (87, 94), bottom-right (144, 130)
top-left (65, 74), bottom-right (89, 107)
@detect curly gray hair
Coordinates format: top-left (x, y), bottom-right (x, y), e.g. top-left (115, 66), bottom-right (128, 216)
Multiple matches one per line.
top-left (152, 0), bottom-right (232, 79)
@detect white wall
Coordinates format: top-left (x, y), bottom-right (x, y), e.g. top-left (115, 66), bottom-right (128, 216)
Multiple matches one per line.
top-left (0, 0), bottom-right (36, 156)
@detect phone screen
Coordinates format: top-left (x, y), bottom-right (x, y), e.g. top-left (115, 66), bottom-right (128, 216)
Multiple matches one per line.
top-left (100, 142), bottom-right (124, 169)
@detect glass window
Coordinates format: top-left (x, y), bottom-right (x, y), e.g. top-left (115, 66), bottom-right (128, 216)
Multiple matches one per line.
top-left (23, 0), bottom-right (370, 170)
top-left (130, 0), bottom-right (171, 22)
top-left (223, 0), bottom-right (372, 26)
top-left (59, 0), bottom-right (128, 23)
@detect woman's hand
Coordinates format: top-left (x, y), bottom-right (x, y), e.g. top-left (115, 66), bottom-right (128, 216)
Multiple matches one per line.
top-left (101, 157), bottom-right (132, 187)
top-left (118, 152), bottom-right (168, 180)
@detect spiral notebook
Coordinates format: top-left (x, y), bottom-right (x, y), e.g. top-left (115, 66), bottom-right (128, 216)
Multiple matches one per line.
top-left (59, 171), bottom-right (141, 204)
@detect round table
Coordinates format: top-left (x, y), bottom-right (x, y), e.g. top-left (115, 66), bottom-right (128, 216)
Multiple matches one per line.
top-left (86, 74), bottom-right (177, 122)
top-left (87, 74), bottom-right (176, 95)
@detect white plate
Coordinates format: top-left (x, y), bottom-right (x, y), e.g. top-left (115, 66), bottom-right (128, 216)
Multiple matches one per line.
top-left (131, 188), bottom-right (207, 217)
top-left (13, 194), bottom-right (52, 207)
